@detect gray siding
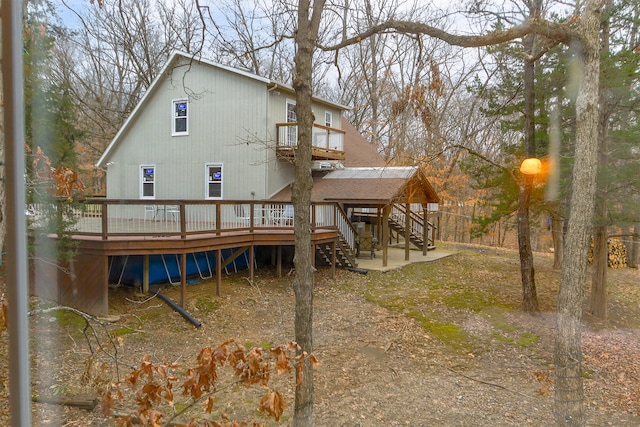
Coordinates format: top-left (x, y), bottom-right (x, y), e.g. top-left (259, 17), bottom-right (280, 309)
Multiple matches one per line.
top-left (106, 58), bottom-right (269, 200)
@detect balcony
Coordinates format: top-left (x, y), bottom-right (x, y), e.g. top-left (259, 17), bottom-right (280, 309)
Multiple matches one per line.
top-left (275, 122), bottom-right (345, 161)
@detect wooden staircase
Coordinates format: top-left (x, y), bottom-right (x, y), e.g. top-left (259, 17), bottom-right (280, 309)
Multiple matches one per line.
top-left (388, 204), bottom-right (436, 251)
top-left (316, 229), bottom-right (358, 268)
top-left (314, 204), bottom-right (358, 269)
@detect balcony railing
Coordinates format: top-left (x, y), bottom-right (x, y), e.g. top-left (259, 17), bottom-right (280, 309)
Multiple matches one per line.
top-left (276, 122), bottom-right (345, 153)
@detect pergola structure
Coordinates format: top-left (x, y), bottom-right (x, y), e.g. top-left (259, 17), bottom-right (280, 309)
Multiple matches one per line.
top-left (270, 166), bottom-right (440, 267)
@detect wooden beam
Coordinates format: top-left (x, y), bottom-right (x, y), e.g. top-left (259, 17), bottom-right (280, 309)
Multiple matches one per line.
top-left (216, 249), bottom-right (222, 296)
top-left (277, 245), bottom-right (282, 278)
top-left (143, 255), bottom-right (149, 294)
top-left (405, 203), bottom-right (410, 261)
top-left (382, 205), bottom-right (390, 267)
top-left (423, 208), bottom-right (428, 256)
top-left (180, 252), bottom-right (186, 307)
top-left (249, 245), bottom-right (255, 283)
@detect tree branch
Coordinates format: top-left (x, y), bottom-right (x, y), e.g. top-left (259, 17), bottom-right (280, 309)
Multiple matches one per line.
top-left (319, 18), bottom-right (576, 52)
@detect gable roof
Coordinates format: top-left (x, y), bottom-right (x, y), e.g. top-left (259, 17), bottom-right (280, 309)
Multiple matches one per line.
top-left (96, 50), bottom-right (349, 167)
top-left (342, 117), bottom-right (387, 167)
top-left (269, 166), bottom-right (439, 206)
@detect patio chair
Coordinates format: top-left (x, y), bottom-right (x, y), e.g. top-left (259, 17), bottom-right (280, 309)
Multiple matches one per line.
top-left (165, 205), bottom-right (180, 222)
top-left (144, 205), bottom-right (157, 220)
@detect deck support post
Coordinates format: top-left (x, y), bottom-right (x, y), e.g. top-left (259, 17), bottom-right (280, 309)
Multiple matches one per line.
top-left (216, 249), bottom-right (222, 296)
top-left (277, 245), bottom-right (282, 278)
top-left (102, 255), bottom-right (109, 314)
top-left (249, 245), bottom-right (255, 283)
top-left (143, 255), bottom-right (149, 294)
top-left (382, 205), bottom-right (390, 267)
top-left (423, 207), bottom-right (428, 256)
top-left (180, 252), bottom-right (187, 307)
top-left (405, 203), bottom-right (411, 261)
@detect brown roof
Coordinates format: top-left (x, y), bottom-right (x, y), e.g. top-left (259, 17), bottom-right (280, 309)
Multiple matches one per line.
top-left (341, 117), bottom-right (387, 167)
top-left (270, 166), bottom-right (439, 206)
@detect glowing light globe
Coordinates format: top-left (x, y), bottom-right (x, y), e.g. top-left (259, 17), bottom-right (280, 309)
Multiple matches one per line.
top-left (520, 158), bottom-right (542, 175)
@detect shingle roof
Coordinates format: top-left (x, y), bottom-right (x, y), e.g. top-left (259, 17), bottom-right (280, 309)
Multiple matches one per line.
top-left (342, 118), bottom-right (388, 167)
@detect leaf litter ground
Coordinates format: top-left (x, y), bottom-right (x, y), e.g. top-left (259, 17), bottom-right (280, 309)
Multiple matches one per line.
top-left (1, 243), bottom-right (640, 426)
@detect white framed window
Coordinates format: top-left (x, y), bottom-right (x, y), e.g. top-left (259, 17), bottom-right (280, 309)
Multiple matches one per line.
top-left (140, 165), bottom-right (155, 199)
top-left (205, 163), bottom-right (223, 199)
top-left (325, 111), bottom-right (333, 128)
top-left (172, 99), bottom-right (188, 135)
top-left (286, 99), bottom-right (297, 146)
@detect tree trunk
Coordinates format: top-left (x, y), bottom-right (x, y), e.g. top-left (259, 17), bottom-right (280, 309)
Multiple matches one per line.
top-left (630, 224), bottom-right (640, 269)
top-left (291, 2), bottom-right (325, 425)
top-left (551, 214), bottom-right (564, 269)
top-left (517, 0), bottom-right (541, 313)
top-left (590, 225), bottom-right (608, 317)
top-left (517, 176), bottom-right (538, 312)
top-left (554, 1), bottom-right (604, 424)
top-left (589, 0), bottom-right (611, 319)
top-left (0, 3), bottom-right (5, 269)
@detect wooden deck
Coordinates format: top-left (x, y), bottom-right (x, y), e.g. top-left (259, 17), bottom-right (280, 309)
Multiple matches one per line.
top-left (30, 200), bottom-right (353, 316)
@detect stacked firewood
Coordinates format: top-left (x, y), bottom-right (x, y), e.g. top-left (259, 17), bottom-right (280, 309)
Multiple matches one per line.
top-left (588, 238), bottom-right (628, 269)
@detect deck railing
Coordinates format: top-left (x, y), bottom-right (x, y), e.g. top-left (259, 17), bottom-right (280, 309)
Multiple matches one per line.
top-left (29, 200), bottom-right (355, 245)
top-left (276, 122), bottom-right (345, 152)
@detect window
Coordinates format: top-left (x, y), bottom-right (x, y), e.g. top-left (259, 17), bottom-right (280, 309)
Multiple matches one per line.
top-left (172, 99), bottom-right (188, 135)
top-left (286, 99), bottom-right (297, 146)
top-left (206, 164), bottom-right (223, 199)
top-left (325, 111), bottom-right (333, 128)
top-left (140, 165), bottom-right (155, 199)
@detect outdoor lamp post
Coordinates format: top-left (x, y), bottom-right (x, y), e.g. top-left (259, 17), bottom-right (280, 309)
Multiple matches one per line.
top-left (517, 157), bottom-right (541, 312)
top-left (520, 157), bottom-right (542, 176)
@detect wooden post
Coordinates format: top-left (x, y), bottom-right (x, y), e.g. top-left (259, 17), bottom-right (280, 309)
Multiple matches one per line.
top-left (405, 203), bottom-right (410, 261)
top-left (382, 205), bottom-right (390, 267)
top-left (249, 245), bottom-right (255, 283)
top-left (143, 255), bottom-right (149, 294)
top-left (180, 252), bottom-right (186, 307)
top-left (101, 202), bottom-right (108, 240)
top-left (102, 255), bottom-right (109, 315)
top-left (179, 203), bottom-right (186, 239)
top-left (216, 249), bottom-right (222, 296)
top-left (423, 207), bottom-right (428, 256)
top-left (277, 245), bottom-right (282, 278)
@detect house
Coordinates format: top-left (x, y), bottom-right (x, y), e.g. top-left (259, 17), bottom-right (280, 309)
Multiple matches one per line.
top-left (96, 51), bottom-right (349, 201)
top-left (31, 52), bottom-right (439, 316)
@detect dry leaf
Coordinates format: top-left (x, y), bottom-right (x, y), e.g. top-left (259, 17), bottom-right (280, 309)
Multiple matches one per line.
top-left (259, 391), bottom-right (287, 421)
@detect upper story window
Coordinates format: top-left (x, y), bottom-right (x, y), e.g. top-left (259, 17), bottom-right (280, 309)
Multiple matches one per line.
top-left (206, 163), bottom-right (223, 199)
top-left (325, 111), bottom-right (333, 128)
top-left (172, 99), bottom-right (188, 135)
top-left (140, 165), bottom-right (155, 199)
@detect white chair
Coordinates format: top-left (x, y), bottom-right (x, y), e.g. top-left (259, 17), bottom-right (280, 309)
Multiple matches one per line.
top-left (144, 205), bottom-right (157, 220)
top-left (165, 205), bottom-right (180, 222)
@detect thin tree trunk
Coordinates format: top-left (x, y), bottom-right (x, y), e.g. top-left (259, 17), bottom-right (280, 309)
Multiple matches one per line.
top-left (551, 214), bottom-right (564, 269)
top-left (291, 2), bottom-right (325, 425)
top-left (554, 1), bottom-right (604, 424)
top-left (589, 0), bottom-right (611, 319)
top-left (517, 0), bottom-right (541, 312)
top-left (590, 225), bottom-right (608, 317)
top-left (518, 176), bottom-right (538, 312)
top-left (630, 224), bottom-right (639, 269)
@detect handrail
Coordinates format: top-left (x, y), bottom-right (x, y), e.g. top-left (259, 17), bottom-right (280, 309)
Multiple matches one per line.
top-left (30, 199), bottom-right (346, 242)
top-left (391, 203), bottom-right (437, 248)
top-left (275, 122), bottom-right (345, 152)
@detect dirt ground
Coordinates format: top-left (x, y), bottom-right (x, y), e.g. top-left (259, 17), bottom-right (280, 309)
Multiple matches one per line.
top-left (2, 245), bottom-right (640, 426)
